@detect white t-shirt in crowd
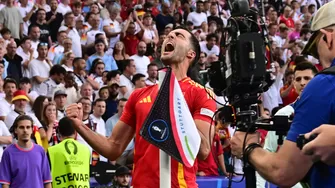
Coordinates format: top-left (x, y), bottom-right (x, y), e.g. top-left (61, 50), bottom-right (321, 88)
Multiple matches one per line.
top-left (42, 4), bottom-right (50, 12)
top-left (61, 64), bottom-right (73, 72)
top-left (0, 99), bottom-right (13, 117)
top-left (25, 90), bottom-right (39, 112)
top-left (200, 41), bottom-right (220, 56)
top-left (18, 3), bottom-right (34, 36)
top-left (119, 74), bottom-right (134, 99)
top-left (5, 110), bottom-right (42, 129)
top-left (16, 46), bottom-right (32, 78)
top-left (59, 26), bottom-right (82, 58)
top-left (145, 78), bottom-right (158, 86)
top-left (0, 121), bottom-right (10, 162)
top-left (39, 78), bottom-right (64, 98)
top-left (262, 73), bottom-right (284, 112)
top-left (30, 40), bottom-right (39, 59)
top-left (29, 59), bottom-right (51, 93)
top-left (103, 18), bottom-right (121, 49)
top-left (130, 54), bottom-right (150, 77)
top-left (86, 29), bottom-right (105, 46)
top-left (187, 11), bottom-right (208, 27)
top-left (56, 3), bottom-right (72, 16)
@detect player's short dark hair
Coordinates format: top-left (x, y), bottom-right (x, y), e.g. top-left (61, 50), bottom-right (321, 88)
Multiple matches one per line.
top-left (58, 117), bottom-right (76, 137)
top-left (131, 73), bottom-right (146, 85)
top-left (174, 26), bottom-right (201, 66)
top-left (294, 61), bottom-right (318, 75)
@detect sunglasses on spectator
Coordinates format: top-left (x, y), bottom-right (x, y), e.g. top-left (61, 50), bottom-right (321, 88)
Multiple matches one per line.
top-left (38, 43), bottom-right (48, 48)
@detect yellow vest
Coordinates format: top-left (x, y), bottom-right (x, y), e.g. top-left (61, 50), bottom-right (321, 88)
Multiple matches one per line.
top-left (48, 138), bottom-right (91, 188)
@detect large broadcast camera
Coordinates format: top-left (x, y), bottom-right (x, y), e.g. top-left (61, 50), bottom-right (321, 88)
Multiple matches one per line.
top-left (204, 0), bottom-right (291, 187)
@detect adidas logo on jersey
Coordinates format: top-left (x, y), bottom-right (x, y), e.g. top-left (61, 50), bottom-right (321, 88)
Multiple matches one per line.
top-left (139, 96), bottom-right (152, 103)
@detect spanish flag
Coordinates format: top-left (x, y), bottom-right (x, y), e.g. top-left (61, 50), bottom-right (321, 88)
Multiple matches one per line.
top-left (140, 67), bottom-right (200, 168)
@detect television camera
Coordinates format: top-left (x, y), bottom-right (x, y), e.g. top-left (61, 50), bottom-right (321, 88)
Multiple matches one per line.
top-left (202, 0), bottom-right (292, 187)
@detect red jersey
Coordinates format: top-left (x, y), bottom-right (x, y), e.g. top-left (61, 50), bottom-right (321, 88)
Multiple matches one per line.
top-left (120, 77), bottom-right (216, 188)
top-left (197, 134), bottom-right (223, 176)
top-left (280, 85), bottom-right (298, 106)
top-left (279, 15), bottom-right (295, 28)
top-left (122, 34), bottom-right (140, 56)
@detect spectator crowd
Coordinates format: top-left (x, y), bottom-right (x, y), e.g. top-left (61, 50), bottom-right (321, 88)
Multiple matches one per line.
top-left (0, 0), bottom-right (330, 186)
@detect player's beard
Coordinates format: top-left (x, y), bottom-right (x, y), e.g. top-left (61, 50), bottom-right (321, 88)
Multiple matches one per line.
top-left (160, 45), bottom-right (188, 66)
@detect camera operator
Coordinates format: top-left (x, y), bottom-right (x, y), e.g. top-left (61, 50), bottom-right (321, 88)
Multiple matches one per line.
top-left (231, 2), bottom-right (335, 187)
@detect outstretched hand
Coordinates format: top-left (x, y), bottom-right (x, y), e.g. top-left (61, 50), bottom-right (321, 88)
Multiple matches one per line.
top-left (65, 103), bottom-right (83, 129)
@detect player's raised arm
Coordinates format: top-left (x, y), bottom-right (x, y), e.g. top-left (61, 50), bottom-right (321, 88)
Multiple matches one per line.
top-left (66, 103), bottom-right (135, 160)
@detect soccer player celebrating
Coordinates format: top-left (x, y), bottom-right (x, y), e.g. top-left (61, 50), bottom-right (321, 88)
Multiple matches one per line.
top-left (66, 27), bottom-right (216, 188)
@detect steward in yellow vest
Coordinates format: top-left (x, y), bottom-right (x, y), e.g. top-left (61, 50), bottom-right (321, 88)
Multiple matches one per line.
top-left (47, 117), bottom-right (91, 188)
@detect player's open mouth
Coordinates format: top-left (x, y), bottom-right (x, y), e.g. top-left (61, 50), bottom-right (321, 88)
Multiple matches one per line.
top-left (164, 43), bottom-right (175, 54)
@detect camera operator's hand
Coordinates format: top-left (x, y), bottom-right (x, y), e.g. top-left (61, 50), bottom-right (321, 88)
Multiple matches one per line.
top-left (231, 131), bottom-right (260, 159)
top-left (302, 124), bottom-right (335, 166)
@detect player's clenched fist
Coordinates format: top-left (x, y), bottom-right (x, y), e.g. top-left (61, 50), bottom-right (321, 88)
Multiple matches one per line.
top-left (65, 103), bottom-right (83, 129)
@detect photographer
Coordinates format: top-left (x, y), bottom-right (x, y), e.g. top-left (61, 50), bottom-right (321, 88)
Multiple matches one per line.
top-left (231, 2), bottom-right (335, 187)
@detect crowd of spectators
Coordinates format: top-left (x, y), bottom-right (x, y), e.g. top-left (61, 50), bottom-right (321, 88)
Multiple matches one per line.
top-left (0, 0), bottom-right (330, 186)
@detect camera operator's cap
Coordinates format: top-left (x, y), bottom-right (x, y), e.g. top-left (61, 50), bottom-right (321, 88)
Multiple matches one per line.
top-left (302, 0), bottom-right (335, 58)
top-left (115, 166), bottom-right (131, 176)
top-left (54, 90), bottom-right (67, 98)
top-left (12, 90), bottom-right (29, 102)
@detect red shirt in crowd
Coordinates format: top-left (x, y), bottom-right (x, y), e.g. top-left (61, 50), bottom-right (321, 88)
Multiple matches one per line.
top-left (120, 77), bottom-right (216, 188)
top-left (197, 133), bottom-right (223, 176)
top-left (279, 15), bottom-right (295, 28)
top-left (280, 85), bottom-right (298, 106)
top-left (122, 34), bottom-right (140, 56)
